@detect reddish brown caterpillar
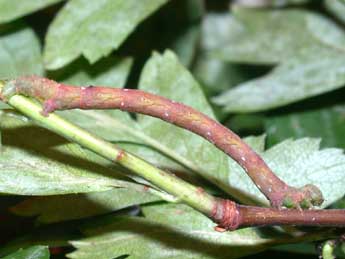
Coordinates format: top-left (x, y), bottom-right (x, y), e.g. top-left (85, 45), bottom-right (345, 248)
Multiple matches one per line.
top-left (2, 75), bottom-right (323, 209)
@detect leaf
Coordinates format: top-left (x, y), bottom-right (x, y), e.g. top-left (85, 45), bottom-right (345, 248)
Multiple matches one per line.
top-left (193, 13), bottom-right (268, 95)
top-left (11, 187), bottom-right (159, 223)
top-left (0, 22), bottom-right (43, 109)
top-left (44, 0), bottom-right (168, 69)
top-left (226, 136), bottom-right (345, 207)
top-left (265, 105), bottom-right (345, 149)
top-left (0, 110), bottom-right (160, 221)
top-left (0, 111), bottom-right (130, 195)
top-left (212, 9), bottom-right (345, 112)
top-left (325, 0), bottom-right (345, 25)
top-left (213, 47), bottom-right (345, 112)
top-left (68, 205), bottom-right (274, 259)
top-left (0, 0), bottom-right (63, 23)
top-left (3, 246), bottom-right (49, 259)
top-left (211, 8), bottom-right (345, 64)
top-left (68, 203), bottom-right (323, 259)
top-left (0, 23), bottom-right (43, 78)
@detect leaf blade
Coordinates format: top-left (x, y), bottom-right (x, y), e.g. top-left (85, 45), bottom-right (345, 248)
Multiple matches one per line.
top-left (213, 49), bottom-right (345, 112)
top-left (3, 246), bottom-right (49, 259)
top-left (212, 9), bottom-right (345, 112)
top-left (0, 0), bottom-right (63, 23)
top-left (44, 0), bottom-right (168, 69)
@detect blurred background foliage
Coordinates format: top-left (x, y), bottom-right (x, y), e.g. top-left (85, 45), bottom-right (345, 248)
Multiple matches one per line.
top-left (0, 0), bottom-right (344, 258)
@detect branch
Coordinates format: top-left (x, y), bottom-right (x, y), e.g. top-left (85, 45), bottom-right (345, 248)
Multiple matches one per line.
top-left (0, 81), bottom-right (344, 231)
top-left (212, 198), bottom-right (345, 231)
top-left (0, 76), bottom-right (323, 209)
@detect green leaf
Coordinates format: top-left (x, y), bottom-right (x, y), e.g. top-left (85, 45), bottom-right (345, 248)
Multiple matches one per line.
top-left (226, 136), bottom-right (345, 207)
top-left (0, 23), bottom-right (43, 109)
top-left (68, 204), bottom-right (278, 259)
top-left (213, 47), bottom-right (345, 112)
top-left (44, 0), bottom-right (168, 69)
top-left (11, 187), bottom-right (159, 223)
top-left (68, 203), bottom-right (325, 259)
top-left (193, 13), bottom-right (266, 95)
top-left (212, 9), bottom-right (345, 112)
top-left (0, 111), bottom-right (129, 195)
top-left (265, 105), bottom-right (345, 149)
top-left (212, 8), bottom-right (345, 64)
top-left (0, 23), bottom-right (43, 78)
top-left (0, 143), bottom-right (119, 194)
top-left (3, 246), bottom-right (49, 259)
top-left (0, 0), bottom-right (63, 23)
top-left (0, 110), bottom-right (161, 221)
top-left (325, 0), bottom-right (345, 25)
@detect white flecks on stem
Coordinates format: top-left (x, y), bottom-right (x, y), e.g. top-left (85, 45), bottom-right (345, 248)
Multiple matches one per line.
top-left (123, 88), bottom-right (129, 92)
top-left (164, 112), bottom-right (169, 118)
top-left (120, 101), bottom-right (125, 107)
top-left (207, 131), bottom-right (212, 137)
top-left (241, 156), bottom-right (246, 162)
top-left (81, 86), bottom-right (87, 90)
top-left (257, 185), bottom-right (261, 190)
top-left (268, 187), bottom-right (272, 193)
